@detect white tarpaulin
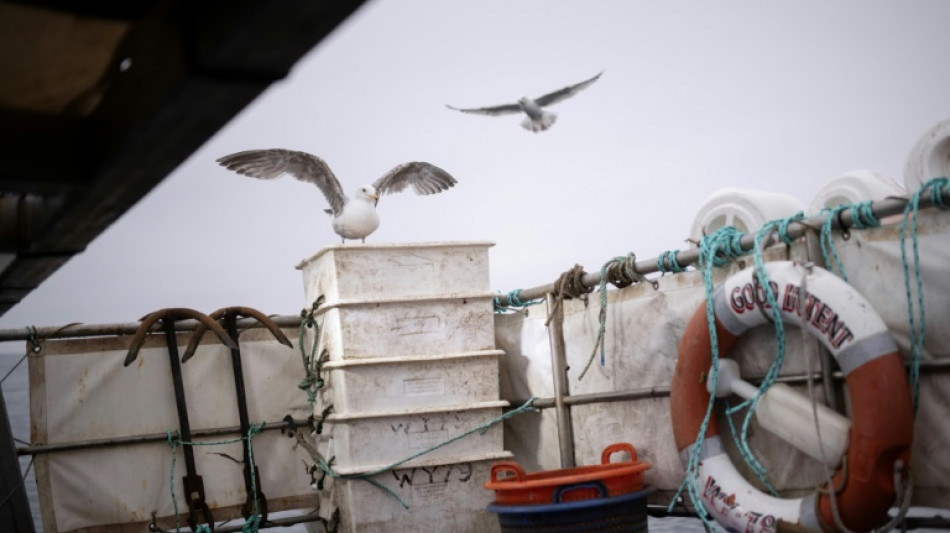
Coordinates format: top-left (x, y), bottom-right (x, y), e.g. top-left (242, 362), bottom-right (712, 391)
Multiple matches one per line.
top-left (30, 327), bottom-right (314, 533)
top-left (495, 210), bottom-right (950, 509)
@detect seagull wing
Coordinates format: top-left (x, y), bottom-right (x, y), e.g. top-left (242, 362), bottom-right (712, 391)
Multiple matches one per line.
top-left (372, 162), bottom-right (458, 199)
top-left (216, 149), bottom-right (348, 215)
top-left (445, 102), bottom-right (523, 116)
top-left (533, 70), bottom-right (604, 107)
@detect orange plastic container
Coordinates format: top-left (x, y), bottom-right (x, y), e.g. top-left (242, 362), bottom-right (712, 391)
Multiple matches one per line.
top-left (484, 443), bottom-right (651, 505)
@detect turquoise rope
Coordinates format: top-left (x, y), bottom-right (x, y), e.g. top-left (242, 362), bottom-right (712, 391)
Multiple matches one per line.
top-left (723, 212), bottom-right (827, 495)
top-left (580, 253), bottom-right (655, 381)
top-left (314, 397), bottom-right (539, 508)
top-left (579, 255), bottom-right (636, 380)
top-left (167, 432), bottom-right (184, 532)
top-left (819, 205), bottom-right (851, 281)
top-left (244, 423), bottom-right (263, 532)
top-left (819, 201), bottom-right (882, 283)
top-left (901, 177), bottom-right (949, 415)
top-left (242, 515), bottom-right (261, 533)
top-left (724, 216), bottom-right (811, 496)
top-left (777, 211), bottom-right (805, 245)
top-left (722, 399), bottom-right (776, 495)
top-left (657, 250), bottom-right (686, 273)
top-left (493, 288), bottom-right (541, 313)
top-left (668, 226), bottom-right (750, 531)
top-left (849, 200), bottom-right (880, 229)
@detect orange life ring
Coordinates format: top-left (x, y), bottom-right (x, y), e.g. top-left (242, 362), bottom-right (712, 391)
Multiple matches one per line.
top-left (671, 261), bottom-right (913, 532)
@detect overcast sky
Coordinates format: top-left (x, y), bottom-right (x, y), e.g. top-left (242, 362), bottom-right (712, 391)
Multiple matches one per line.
top-left (2, 0), bottom-right (949, 330)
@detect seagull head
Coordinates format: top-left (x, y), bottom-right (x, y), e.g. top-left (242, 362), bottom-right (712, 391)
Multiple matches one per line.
top-left (356, 185), bottom-right (379, 206)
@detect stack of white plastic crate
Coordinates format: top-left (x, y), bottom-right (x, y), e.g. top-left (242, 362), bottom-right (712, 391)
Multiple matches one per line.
top-left (296, 241), bottom-right (510, 533)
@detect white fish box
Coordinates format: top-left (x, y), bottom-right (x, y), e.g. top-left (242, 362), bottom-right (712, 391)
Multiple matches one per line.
top-left (320, 350), bottom-right (503, 413)
top-left (319, 452), bottom-right (510, 533)
top-left (312, 294), bottom-right (496, 360)
top-left (325, 401), bottom-right (509, 472)
top-left (297, 241), bottom-right (494, 304)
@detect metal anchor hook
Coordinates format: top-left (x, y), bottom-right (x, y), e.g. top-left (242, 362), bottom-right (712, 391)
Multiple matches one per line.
top-left (123, 308), bottom-right (230, 532)
top-left (180, 306), bottom-right (292, 363)
top-left (123, 307), bottom-right (237, 367)
top-left (180, 307), bottom-right (293, 524)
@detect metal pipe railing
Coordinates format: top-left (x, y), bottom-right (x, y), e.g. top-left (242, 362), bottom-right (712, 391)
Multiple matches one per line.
top-left (0, 315), bottom-right (302, 342)
top-left (16, 417), bottom-right (310, 456)
top-left (493, 192), bottom-right (947, 307)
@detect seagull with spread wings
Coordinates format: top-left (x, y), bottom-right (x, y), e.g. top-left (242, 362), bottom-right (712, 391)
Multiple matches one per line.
top-left (217, 149), bottom-right (457, 243)
top-left (446, 70), bottom-right (604, 132)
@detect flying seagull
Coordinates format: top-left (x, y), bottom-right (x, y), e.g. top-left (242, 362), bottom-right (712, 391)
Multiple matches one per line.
top-left (217, 149), bottom-right (457, 243)
top-left (446, 70), bottom-right (604, 133)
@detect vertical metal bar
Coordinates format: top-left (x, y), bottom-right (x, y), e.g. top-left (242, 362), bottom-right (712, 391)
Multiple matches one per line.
top-left (802, 231), bottom-right (841, 412)
top-left (0, 382), bottom-right (35, 532)
top-left (164, 319), bottom-right (198, 476)
top-left (545, 295), bottom-right (575, 468)
top-left (163, 317), bottom-right (213, 530)
top-left (223, 313), bottom-right (251, 438)
top-left (223, 311), bottom-right (268, 521)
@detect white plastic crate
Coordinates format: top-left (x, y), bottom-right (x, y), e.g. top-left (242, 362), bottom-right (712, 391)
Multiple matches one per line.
top-left (318, 452), bottom-right (510, 533)
top-left (324, 401), bottom-right (508, 472)
top-left (310, 294), bottom-right (496, 360)
top-left (320, 350), bottom-right (503, 413)
top-left (297, 241), bottom-right (494, 304)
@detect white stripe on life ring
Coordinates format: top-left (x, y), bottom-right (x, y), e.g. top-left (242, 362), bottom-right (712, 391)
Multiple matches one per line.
top-left (684, 436), bottom-right (812, 532)
top-left (711, 261), bottom-right (896, 375)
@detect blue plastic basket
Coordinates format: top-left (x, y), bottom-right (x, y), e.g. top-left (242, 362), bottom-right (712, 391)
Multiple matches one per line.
top-left (487, 484), bottom-right (654, 532)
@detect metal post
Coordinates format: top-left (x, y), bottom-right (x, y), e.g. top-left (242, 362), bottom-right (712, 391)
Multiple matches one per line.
top-left (0, 384), bottom-right (36, 532)
top-left (545, 295), bottom-right (575, 468)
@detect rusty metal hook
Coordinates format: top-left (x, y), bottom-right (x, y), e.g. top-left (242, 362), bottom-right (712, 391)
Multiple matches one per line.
top-left (123, 308), bottom-right (236, 366)
top-left (180, 306), bottom-right (292, 363)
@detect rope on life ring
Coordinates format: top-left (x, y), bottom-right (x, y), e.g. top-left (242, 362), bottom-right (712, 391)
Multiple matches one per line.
top-left (670, 261), bottom-right (913, 532)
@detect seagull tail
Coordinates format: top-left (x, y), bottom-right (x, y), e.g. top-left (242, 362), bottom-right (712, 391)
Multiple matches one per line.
top-left (521, 111), bottom-right (557, 133)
